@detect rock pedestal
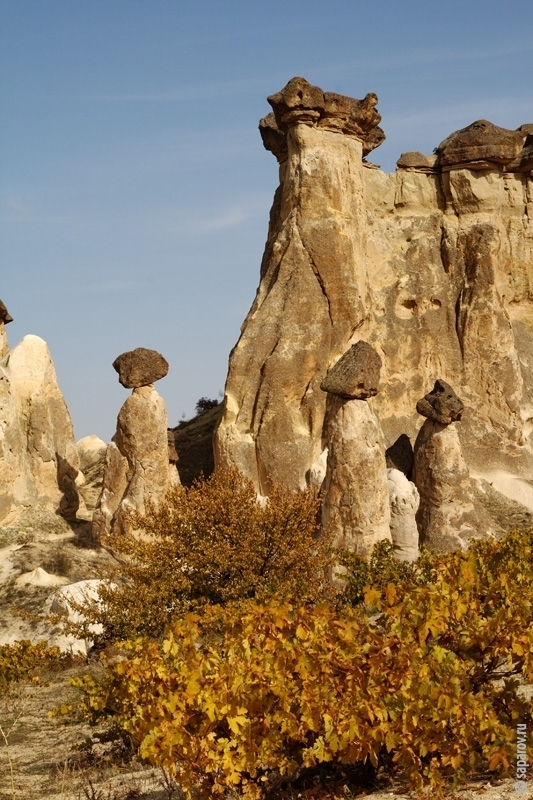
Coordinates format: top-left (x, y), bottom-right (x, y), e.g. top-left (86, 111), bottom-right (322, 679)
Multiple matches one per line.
top-left (93, 350), bottom-right (179, 540)
top-left (387, 468), bottom-right (419, 562)
top-left (413, 381), bottom-right (479, 551)
top-left (320, 342), bottom-right (391, 559)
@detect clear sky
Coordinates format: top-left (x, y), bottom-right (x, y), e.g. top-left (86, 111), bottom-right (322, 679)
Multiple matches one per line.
top-left (2, 0), bottom-right (532, 441)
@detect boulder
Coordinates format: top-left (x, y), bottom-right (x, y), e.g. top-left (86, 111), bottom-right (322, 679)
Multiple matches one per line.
top-left (416, 379), bottom-right (464, 425)
top-left (436, 119), bottom-right (526, 168)
top-left (320, 340), bottom-right (382, 399)
top-left (112, 347), bottom-right (169, 388)
top-left (48, 579), bottom-right (106, 655)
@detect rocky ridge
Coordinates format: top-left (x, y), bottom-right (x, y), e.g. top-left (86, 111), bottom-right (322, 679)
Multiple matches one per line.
top-left (215, 77), bottom-right (533, 537)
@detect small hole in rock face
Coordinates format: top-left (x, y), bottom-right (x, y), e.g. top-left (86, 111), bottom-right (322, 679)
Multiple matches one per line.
top-left (298, 91), bottom-right (303, 100)
top-left (431, 298), bottom-right (442, 309)
top-left (402, 299), bottom-right (417, 310)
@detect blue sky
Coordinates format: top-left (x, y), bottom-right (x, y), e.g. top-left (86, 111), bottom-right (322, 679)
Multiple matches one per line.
top-left (2, 0), bottom-right (532, 441)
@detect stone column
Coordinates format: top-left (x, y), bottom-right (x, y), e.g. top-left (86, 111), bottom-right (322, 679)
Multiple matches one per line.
top-left (413, 380), bottom-right (477, 551)
top-left (320, 341), bottom-right (391, 559)
top-left (214, 77), bottom-right (385, 493)
top-left (93, 348), bottom-right (180, 540)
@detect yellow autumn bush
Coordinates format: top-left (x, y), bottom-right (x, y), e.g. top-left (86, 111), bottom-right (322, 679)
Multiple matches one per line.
top-left (83, 467), bottom-right (332, 641)
top-left (71, 528), bottom-right (533, 798)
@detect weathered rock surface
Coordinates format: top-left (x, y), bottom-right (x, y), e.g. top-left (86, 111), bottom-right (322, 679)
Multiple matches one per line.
top-left (112, 347), bottom-right (169, 388)
top-left (0, 334), bottom-right (80, 524)
top-left (48, 579), bottom-right (105, 655)
top-left (321, 395), bottom-right (391, 558)
top-left (436, 120), bottom-right (526, 168)
top-left (320, 340), bottom-right (382, 399)
top-left (215, 77), bottom-right (533, 525)
top-left (0, 298), bottom-right (13, 360)
top-left (387, 468), bottom-right (419, 562)
top-left (416, 379), bottom-right (464, 425)
top-left (413, 417), bottom-right (481, 551)
top-left (93, 385), bottom-right (179, 539)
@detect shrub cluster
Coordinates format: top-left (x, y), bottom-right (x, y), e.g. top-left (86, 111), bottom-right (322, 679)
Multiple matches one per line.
top-left (71, 523), bottom-right (533, 798)
top-left (87, 467), bottom-right (331, 641)
top-left (0, 640), bottom-right (73, 689)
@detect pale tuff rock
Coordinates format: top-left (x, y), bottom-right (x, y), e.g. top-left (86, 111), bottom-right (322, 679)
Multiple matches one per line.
top-left (320, 340), bottom-right (382, 399)
top-left (321, 343), bottom-right (390, 558)
top-left (387, 468), bottom-right (419, 562)
top-left (456, 223), bottom-right (525, 444)
top-left (15, 566), bottom-right (69, 587)
top-left (216, 80), bottom-right (379, 493)
top-left (0, 334), bottom-right (80, 524)
top-left (306, 447), bottom-right (328, 490)
top-left (412, 381), bottom-right (488, 551)
top-left (48, 579), bottom-right (105, 655)
top-left (93, 384), bottom-right (180, 540)
top-left (77, 434), bottom-right (107, 474)
top-left (112, 347), bottom-right (169, 388)
top-left (216, 77), bottom-right (533, 515)
top-left (321, 395), bottom-right (391, 558)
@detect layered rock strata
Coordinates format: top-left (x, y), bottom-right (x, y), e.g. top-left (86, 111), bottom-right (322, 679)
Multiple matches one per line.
top-left (0, 318), bottom-right (80, 524)
top-left (93, 349), bottom-right (179, 539)
top-left (320, 342), bottom-right (391, 558)
top-left (215, 77), bottom-right (533, 518)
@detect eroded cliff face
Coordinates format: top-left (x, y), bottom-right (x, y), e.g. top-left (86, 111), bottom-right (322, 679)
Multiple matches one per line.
top-left (215, 77), bottom-right (533, 497)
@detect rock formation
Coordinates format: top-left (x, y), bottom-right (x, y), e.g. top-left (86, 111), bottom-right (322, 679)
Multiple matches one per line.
top-left (0, 317), bottom-right (80, 525)
top-left (215, 77), bottom-right (533, 525)
top-left (0, 299), bottom-right (13, 359)
top-left (387, 468), bottom-right (419, 562)
top-left (93, 348), bottom-right (179, 539)
top-left (113, 347), bottom-right (169, 388)
top-left (412, 381), bottom-right (482, 551)
top-left (320, 342), bottom-right (391, 558)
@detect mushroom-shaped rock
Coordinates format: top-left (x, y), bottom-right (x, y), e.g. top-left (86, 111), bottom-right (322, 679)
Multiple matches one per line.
top-left (413, 381), bottom-right (485, 551)
top-left (93, 385), bottom-right (180, 540)
top-left (112, 347), bottom-right (169, 389)
top-left (416, 379), bottom-right (464, 425)
top-left (436, 120), bottom-right (526, 167)
top-left (387, 468), bottom-right (419, 562)
top-left (320, 342), bottom-right (390, 560)
top-left (265, 76), bottom-right (385, 155)
top-left (320, 340), bottom-right (382, 399)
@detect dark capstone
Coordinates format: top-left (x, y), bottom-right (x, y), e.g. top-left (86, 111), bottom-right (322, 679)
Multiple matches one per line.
top-left (266, 76), bottom-right (385, 155)
top-left (112, 348), bottom-right (169, 389)
top-left (436, 120), bottom-right (525, 167)
top-left (0, 300), bottom-right (13, 324)
top-left (259, 112), bottom-right (288, 163)
top-left (416, 379), bottom-right (464, 425)
top-left (396, 151), bottom-right (434, 170)
top-left (320, 341), bottom-right (382, 400)
top-left (386, 434), bottom-right (414, 480)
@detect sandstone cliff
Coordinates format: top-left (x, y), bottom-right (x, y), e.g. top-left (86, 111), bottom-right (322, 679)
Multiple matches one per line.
top-left (215, 77), bottom-right (533, 507)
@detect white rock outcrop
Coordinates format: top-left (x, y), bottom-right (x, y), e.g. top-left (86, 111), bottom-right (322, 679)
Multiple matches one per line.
top-left (387, 468), bottom-right (419, 562)
top-left (0, 331), bottom-right (80, 524)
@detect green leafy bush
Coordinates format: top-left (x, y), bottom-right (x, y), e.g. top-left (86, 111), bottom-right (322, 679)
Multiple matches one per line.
top-left (70, 529), bottom-right (533, 798)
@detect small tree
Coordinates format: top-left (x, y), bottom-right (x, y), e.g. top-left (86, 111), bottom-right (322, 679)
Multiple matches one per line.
top-left (194, 396), bottom-right (219, 415)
